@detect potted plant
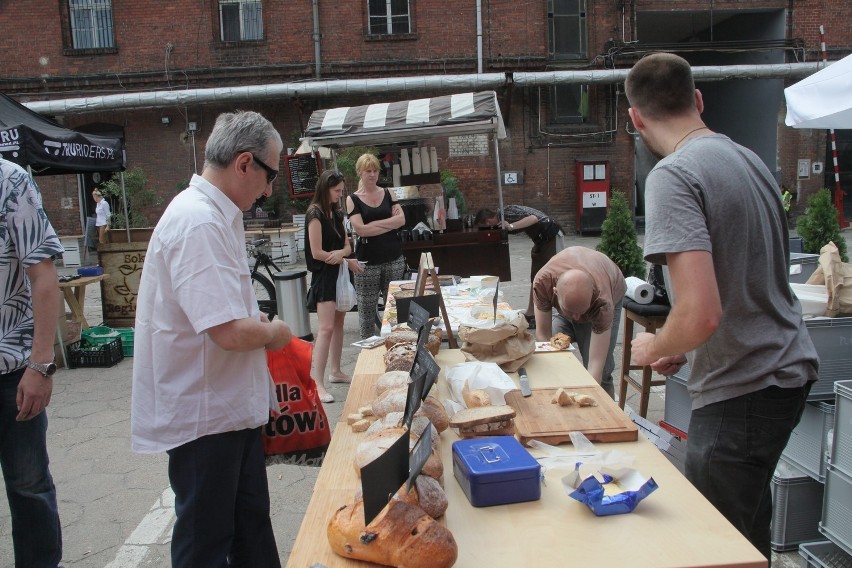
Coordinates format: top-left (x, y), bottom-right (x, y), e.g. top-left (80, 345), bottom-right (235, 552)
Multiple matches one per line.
top-left (596, 190), bottom-right (646, 278)
top-left (795, 188), bottom-right (849, 262)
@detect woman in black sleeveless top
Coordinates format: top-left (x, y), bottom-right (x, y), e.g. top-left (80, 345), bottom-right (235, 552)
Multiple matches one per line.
top-left (305, 170), bottom-right (364, 403)
top-left (345, 154), bottom-right (407, 338)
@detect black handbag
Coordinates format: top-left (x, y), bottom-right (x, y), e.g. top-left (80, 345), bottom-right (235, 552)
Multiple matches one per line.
top-left (306, 283), bottom-right (318, 312)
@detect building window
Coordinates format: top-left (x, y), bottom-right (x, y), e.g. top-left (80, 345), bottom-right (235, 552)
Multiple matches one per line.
top-left (220, 0), bottom-right (263, 42)
top-left (368, 0), bottom-right (411, 35)
top-left (552, 84), bottom-right (588, 124)
top-left (548, 0), bottom-right (587, 60)
top-left (69, 0), bottom-right (115, 49)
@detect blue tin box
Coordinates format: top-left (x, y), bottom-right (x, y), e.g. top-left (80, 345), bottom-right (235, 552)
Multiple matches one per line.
top-left (452, 436), bottom-right (541, 507)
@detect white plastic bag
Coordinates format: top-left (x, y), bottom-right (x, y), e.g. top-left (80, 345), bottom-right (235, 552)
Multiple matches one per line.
top-left (336, 261), bottom-right (357, 312)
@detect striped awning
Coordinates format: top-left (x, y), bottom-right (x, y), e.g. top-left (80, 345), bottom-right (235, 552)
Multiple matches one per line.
top-left (302, 91), bottom-right (506, 148)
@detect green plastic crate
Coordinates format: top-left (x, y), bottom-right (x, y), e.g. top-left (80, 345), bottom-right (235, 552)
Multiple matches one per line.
top-left (114, 328), bottom-right (134, 357)
top-left (81, 326), bottom-right (119, 345)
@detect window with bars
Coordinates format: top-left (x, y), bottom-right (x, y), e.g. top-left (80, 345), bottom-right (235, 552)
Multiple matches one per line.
top-left (552, 84), bottom-right (589, 124)
top-left (548, 0), bottom-right (587, 60)
top-left (69, 0), bottom-right (115, 50)
top-left (220, 0), bottom-right (263, 42)
top-left (368, 0), bottom-right (411, 35)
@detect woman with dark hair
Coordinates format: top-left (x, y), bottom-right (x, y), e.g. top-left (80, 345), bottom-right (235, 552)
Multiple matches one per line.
top-left (345, 153), bottom-right (406, 338)
top-left (305, 170), bottom-right (364, 403)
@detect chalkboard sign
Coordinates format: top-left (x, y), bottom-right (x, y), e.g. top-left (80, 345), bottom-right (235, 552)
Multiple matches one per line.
top-left (285, 153), bottom-right (321, 198)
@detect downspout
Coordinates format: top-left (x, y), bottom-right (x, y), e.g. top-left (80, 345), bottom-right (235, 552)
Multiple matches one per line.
top-left (312, 0), bottom-right (321, 79)
top-left (476, 0), bottom-right (483, 74)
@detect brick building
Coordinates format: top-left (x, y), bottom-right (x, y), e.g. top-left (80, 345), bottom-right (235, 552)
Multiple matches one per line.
top-left (1, 0), bottom-right (850, 236)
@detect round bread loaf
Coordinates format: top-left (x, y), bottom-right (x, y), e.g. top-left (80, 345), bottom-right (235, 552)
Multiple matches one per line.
top-left (385, 329), bottom-right (442, 356)
top-left (384, 342), bottom-right (417, 372)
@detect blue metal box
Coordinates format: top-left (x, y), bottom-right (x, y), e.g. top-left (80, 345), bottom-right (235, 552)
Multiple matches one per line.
top-left (452, 436), bottom-right (541, 507)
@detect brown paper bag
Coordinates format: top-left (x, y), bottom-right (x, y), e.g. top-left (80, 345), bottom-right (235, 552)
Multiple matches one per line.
top-left (458, 311), bottom-right (535, 373)
top-left (805, 241), bottom-right (852, 316)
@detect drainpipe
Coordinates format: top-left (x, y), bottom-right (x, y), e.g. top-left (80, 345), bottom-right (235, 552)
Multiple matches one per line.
top-left (312, 0), bottom-right (321, 79)
top-left (476, 0), bottom-right (483, 74)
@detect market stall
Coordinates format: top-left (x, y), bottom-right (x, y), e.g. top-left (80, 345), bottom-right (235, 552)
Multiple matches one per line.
top-left (285, 346), bottom-right (767, 567)
top-left (299, 91), bottom-right (511, 280)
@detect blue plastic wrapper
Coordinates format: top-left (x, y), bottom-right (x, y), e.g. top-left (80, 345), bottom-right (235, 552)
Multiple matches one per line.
top-left (562, 463), bottom-right (658, 516)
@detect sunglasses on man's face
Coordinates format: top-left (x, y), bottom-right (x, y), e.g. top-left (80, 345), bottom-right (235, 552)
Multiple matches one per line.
top-left (251, 154), bottom-right (279, 184)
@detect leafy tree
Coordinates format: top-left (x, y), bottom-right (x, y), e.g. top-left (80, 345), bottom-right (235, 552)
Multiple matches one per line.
top-left (795, 188), bottom-right (849, 262)
top-left (596, 190), bottom-right (646, 278)
top-left (441, 169), bottom-right (465, 214)
top-left (99, 167), bottom-right (163, 229)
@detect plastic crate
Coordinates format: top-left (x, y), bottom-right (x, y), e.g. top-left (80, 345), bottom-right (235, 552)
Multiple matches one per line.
top-left (832, 380), bottom-right (852, 477)
top-left (805, 317), bottom-right (852, 401)
top-left (67, 337), bottom-right (124, 369)
top-left (799, 540), bottom-right (852, 568)
top-left (790, 252), bottom-right (820, 284)
top-left (663, 363), bottom-right (691, 434)
top-left (782, 401), bottom-right (835, 482)
top-left (81, 326), bottom-right (120, 345)
top-left (113, 328), bottom-right (134, 357)
top-left (820, 465), bottom-right (852, 556)
top-left (770, 459), bottom-right (825, 552)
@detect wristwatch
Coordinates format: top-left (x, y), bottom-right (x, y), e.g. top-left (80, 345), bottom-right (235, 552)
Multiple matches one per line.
top-left (26, 360), bottom-right (57, 377)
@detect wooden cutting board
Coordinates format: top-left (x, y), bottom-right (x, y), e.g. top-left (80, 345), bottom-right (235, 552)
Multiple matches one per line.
top-left (505, 386), bottom-right (638, 446)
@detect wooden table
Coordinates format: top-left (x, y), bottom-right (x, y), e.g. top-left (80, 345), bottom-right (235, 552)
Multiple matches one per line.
top-left (285, 348), bottom-right (767, 568)
top-left (58, 274), bottom-right (108, 330)
top-left (380, 279), bottom-right (514, 337)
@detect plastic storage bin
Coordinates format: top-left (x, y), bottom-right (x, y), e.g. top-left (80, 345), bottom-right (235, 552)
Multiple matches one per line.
top-left (832, 380), bottom-right (852, 477)
top-left (663, 363), bottom-right (691, 434)
top-left (799, 540), bottom-right (852, 568)
top-left (67, 337), bottom-right (124, 369)
top-left (820, 465), bottom-right (852, 556)
top-left (770, 459), bottom-right (825, 552)
top-left (452, 436), bottom-right (541, 507)
top-left (805, 317), bottom-right (852, 401)
top-left (790, 252), bottom-right (821, 284)
top-left (782, 401), bottom-right (835, 482)
top-left (113, 328), bottom-right (134, 357)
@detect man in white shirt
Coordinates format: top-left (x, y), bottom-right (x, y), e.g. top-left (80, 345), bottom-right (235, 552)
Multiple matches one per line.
top-left (131, 111), bottom-right (292, 567)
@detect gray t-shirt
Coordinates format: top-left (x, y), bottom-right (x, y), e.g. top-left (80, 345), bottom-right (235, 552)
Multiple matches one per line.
top-left (643, 134), bottom-right (818, 410)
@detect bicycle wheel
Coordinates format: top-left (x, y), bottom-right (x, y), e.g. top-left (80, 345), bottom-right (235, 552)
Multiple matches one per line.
top-left (252, 272), bottom-right (277, 320)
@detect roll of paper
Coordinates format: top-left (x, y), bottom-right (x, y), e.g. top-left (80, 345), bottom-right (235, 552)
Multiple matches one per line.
top-left (421, 145), bottom-right (431, 173)
top-left (400, 149), bottom-right (411, 176)
top-left (412, 148), bottom-right (422, 175)
top-left (625, 276), bottom-right (654, 304)
top-left (392, 164), bottom-right (401, 187)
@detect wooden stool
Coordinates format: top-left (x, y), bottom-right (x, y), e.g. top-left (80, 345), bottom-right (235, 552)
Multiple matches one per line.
top-left (618, 300), bottom-right (670, 418)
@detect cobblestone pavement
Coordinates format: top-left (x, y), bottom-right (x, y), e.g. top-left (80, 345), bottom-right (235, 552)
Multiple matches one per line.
top-left (1, 228), bottom-right (844, 567)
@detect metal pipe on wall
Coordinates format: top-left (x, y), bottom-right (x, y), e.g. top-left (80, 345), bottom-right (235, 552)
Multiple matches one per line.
top-left (312, 0), bottom-right (321, 79)
top-left (476, 0), bottom-right (483, 74)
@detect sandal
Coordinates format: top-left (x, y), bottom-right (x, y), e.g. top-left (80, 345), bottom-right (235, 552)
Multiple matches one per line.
top-left (318, 391), bottom-right (334, 404)
top-left (329, 373), bottom-right (352, 384)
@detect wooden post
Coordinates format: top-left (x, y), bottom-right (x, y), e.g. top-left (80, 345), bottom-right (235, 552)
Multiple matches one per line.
top-left (415, 253), bottom-right (457, 349)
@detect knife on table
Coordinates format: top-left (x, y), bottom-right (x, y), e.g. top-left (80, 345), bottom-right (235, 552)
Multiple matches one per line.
top-left (492, 280), bottom-right (499, 324)
top-left (518, 366), bottom-right (532, 397)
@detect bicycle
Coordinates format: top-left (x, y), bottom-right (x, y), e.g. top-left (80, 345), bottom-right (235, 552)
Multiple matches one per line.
top-left (247, 238), bottom-right (282, 319)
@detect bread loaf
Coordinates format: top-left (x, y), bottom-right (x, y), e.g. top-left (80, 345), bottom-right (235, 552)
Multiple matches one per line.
top-left (371, 388), bottom-right (449, 433)
top-left (385, 329), bottom-right (442, 356)
top-left (384, 343), bottom-right (417, 372)
top-left (354, 427), bottom-right (443, 480)
top-left (366, 413), bottom-right (439, 448)
top-left (327, 498), bottom-right (457, 568)
top-left (462, 385), bottom-right (491, 408)
top-left (395, 475), bottom-right (449, 519)
top-left (376, 370), bottom-right (411, 395)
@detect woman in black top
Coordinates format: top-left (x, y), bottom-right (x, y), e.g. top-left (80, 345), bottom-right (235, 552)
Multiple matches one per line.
top-left (306, 170), bottom-right (364, 403)
top-left (345, 154), bottom-right (406, 338)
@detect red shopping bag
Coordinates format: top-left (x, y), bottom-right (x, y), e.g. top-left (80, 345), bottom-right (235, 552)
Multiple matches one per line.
top-left (263, 338), bottom-right (331, 466)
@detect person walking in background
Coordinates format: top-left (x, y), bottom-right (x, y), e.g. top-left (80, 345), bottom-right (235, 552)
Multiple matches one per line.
top-left (92, 189), bottom-right (110, 244)
top-left (626, 53), bottom-right (818, 561)
top-left (0, 158), bottom-right (64, 567)
top-left (305, 170), bottom-right (364, 403)
top-left (532, 246), bottom-right (625, 399)
top-left (346, 153), bottom-right (406, 339)
top-left (475, 205), bottom-right (563, 327)
top-left (131, 111), bottom-right (292, 568)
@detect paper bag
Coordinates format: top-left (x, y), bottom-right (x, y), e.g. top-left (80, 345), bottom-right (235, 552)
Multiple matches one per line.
top-left (458, 311), bottom-right (535, 373)
top-left (805, 241), bottom-right (852, 316)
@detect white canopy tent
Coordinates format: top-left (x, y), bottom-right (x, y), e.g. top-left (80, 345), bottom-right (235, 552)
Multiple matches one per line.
top-left (299, 91), bottom-right (508, 215)
top-left (784, 54), bottom-right (852, 129)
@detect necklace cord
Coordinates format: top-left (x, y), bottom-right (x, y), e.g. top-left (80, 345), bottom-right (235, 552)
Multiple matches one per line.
top-left (674, 126), bottom-right (709, 151)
